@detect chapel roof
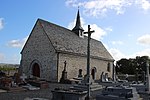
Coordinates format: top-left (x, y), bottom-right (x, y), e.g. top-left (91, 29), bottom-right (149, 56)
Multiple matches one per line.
top-left (38, 19), bottom-right (114, 61)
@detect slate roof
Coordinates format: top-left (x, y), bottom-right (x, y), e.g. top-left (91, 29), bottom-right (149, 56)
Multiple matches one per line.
top-left (38, 19), bottom-right (114, 61)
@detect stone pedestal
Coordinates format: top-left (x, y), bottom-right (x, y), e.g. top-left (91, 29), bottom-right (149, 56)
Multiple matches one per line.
top-left (70, 75), bottom-right (102, 91)
top-left (71, 83), bottom-right (102, 91)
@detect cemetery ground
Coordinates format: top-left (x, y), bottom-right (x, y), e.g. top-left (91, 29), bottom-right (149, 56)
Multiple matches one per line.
top-left (0, 83), bottom-right (71, 100)
top-left (0, 82), bottom-right (101, 100)
top-left (0, 64), bottom-right (150, 100)
top-left (0, 81), bottom-right (149, 100)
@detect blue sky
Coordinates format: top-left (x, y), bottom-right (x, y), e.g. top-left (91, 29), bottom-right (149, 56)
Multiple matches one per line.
top-left (0, 0), bottom-right (150, 64)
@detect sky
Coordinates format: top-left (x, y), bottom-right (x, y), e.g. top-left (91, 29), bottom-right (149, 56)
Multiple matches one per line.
top-left (0, 0), bottom-right (150, 64)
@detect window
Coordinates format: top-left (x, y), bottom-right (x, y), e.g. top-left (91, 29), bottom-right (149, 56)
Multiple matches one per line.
top-left (107, 63), bottom-right (111, 72)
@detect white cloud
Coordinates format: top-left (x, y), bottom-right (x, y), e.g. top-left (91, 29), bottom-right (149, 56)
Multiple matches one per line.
top-left (127, 34), bottom-right (133, 37)
top-left (108, 47), bottom-right (150, 61)
top-left (105, 27), bottom-right (113, 32)
top-left (109, 48), bottom-right (126, 61)
top-left (134, 48), bottom-right (150, 57)
top-left (0, 53), bottom-right (5, 61)
top-left (66, 0), bottom-right (150, 17)
top-left (0, 18), bottom-right (4, 30)
top-left (137, 34), bottom-right (150, 46)
top-left (136, 0), bottom-right (150, 11)
top-left (66, 0), bottom-right (132, 17)
top-left (89, 24), bottom-right (106, 40)
top-left (111, 41), bottom-right (123, 45)
top-left (68, 17), bottom-right (107, 41)
top-left (8, 37), bottom-right (28, 48)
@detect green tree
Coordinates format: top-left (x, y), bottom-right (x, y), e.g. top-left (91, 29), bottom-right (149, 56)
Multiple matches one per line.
top-left (116, 56), bottom-right (150, 75)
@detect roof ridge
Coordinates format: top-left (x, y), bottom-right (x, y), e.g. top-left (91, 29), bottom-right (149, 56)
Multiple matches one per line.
top-left (38, 18), bottom-right (72, 32)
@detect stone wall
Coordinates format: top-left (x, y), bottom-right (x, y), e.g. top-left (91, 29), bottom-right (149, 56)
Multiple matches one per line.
top-left (20, 21), bottom-right (58, 82)
top-left (58, 53), bottom-right (113, 82)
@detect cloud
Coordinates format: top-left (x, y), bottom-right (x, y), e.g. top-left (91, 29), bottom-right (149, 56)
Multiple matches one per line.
top-left (8, 37), bottom-right (28, 48)
top-left (66, 0), bottom-right (132, 17)
top-left (89, 24), bottom-right (106, 40)
top-left (137, 34), bottom-right (150, 46)
top-left (68, 17), bottom-right (107, 40)
top-left (108, 47), bottom-right (148, 61)
top-left (0, 53), bottom-right (5, 61)
top-left (0, 18), bottom-right (4, 30)
top-left (108, 47), bottom-right (150, 61)
top-left (66, 0), bottom-right (150, 17)
top-left (105, 27), bottom-right (113, 32)
top-left (111, 41), bottom-right (123, 45)
top-left (134, 48), bottom-right (150, 57)
top-left (109, 48), bottom-right (126, 61)
top-left (136, 0), bottom-right (150, 11)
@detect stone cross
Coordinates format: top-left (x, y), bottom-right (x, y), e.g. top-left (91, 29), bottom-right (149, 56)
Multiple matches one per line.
top-left (84, 25), bottom-right (95, 100)
top-left (62, 61), bottom-right (67, 80)
top-left (20, 73), bottom-right (27, 82)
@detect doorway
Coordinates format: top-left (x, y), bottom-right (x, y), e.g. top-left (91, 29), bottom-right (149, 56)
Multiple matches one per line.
top-left (32, 63), bottom-right (40, 77)
top-left (91, 67), bottom-right (97, 80)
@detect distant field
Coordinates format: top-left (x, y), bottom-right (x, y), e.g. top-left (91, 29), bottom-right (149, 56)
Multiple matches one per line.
top-left (0, 63), bottom-right (19, 76)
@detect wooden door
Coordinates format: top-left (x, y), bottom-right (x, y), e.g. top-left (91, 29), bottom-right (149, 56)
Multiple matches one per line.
top-left (32, 63), bottom-right (40, 77)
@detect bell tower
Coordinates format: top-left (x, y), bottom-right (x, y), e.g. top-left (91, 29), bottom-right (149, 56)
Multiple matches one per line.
top-left (72, 9), bottom-right (84, 38)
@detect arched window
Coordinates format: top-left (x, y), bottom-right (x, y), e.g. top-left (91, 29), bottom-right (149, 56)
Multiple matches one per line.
top-left (107, 63), bottom-right (111, 72)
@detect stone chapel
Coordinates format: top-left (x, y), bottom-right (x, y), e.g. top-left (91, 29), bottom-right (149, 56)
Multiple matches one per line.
top-left (20, 10), bottom-right (114, 82)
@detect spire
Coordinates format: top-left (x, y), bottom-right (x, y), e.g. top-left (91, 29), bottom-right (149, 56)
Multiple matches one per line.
top-left (72, 9), bottom-right (84, 37)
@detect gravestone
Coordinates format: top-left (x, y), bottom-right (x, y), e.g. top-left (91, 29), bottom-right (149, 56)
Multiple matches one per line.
top-left (99, 72), bottom-right (119, 87)
top-left (78, 69), bottom-right (83, 78)
top-left (20, 73), bottom-right (27, 82)
top-left (13, 73), bottom-right (21, 84)
top-left (100, 72), bottom-right (105, 82)
top-left (70, 74), bottom-right (102, 91)
top-left (104, 73), bottom-right (109, 81)
top-left (96, 86), bottom-right (141, 100)
top-left (71, 69), bottom-right (83, 84)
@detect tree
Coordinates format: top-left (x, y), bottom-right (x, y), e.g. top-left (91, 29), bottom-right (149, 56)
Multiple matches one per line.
top-left (116, 56), bottom-right (150, 75)
top-left (116, 58), bottom-right (135, 74)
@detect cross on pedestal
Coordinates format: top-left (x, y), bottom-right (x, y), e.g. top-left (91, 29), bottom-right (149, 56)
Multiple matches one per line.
top-left (84, 25), bottom-right (95, 100)
top-left (62, 61), bottom-right (67, 80)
